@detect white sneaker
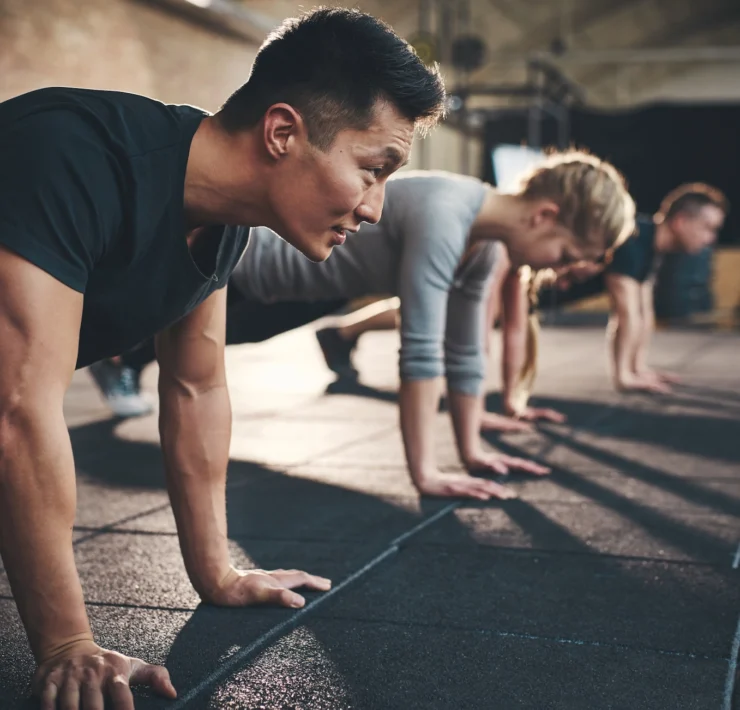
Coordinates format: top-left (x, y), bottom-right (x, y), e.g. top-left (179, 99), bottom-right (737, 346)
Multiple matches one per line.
top-left (88, 360), bottom-right (153, 418)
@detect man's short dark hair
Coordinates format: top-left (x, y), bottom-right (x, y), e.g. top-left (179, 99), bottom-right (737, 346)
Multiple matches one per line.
top-left (658, 183), bottom-right (730, 222)
top-left (218, 7), bottom-right (446, 149)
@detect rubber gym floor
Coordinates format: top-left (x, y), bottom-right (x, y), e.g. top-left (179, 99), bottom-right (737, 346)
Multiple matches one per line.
top-left (1, 323), bottom-right (739, 709)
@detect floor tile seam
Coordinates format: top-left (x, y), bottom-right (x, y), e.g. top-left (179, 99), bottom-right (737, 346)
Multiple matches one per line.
top-left (0, 594), bottom-right (196, 614)
top-left (307, 612), bottom-right (730, 662)
top-left (164, 503), bottom-right (461, 708)
top-left (399, 541), bottom-right (735, 568)
top-left (70, 503), bottom-right (175, 548)
top-left (722, 613), bottom-right (740, 710)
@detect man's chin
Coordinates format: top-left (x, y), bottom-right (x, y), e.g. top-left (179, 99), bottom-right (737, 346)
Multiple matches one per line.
top-left (302, 242), bottom-right (334, 263)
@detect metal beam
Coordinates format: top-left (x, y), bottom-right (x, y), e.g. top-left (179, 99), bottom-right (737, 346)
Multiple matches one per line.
top-left (488, 45), bottom-right (740, 65)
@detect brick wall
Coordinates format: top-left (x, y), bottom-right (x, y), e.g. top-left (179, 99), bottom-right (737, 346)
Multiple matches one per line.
top-left (0, 0), bottom-right (259, 110)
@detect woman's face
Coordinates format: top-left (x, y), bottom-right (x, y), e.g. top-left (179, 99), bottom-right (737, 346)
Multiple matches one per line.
top-left (507, 202), bottom-right (604, 270)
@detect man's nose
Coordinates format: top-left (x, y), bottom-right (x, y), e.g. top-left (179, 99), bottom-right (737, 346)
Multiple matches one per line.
top-left (355, 182), bottom-right (386, 225)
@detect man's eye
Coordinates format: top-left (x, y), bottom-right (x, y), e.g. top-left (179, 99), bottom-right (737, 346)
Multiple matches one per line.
top-left (366, 167), bottom-right (383, 178)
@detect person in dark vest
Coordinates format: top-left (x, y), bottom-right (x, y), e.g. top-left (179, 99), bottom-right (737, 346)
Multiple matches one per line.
top-left (0, 8), bottom-right (445, 707)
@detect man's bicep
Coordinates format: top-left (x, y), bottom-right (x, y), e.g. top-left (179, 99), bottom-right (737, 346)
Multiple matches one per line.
top-left (156, 288), bottom-right (228, 388)
top-left (0, 245), bottom-right (82, 401)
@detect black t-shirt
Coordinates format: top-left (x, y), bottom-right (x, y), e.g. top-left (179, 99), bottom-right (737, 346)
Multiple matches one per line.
top-left (607, 215), bottom-right (660, 283)
top-left (0, 87), bottom-right (250, 368)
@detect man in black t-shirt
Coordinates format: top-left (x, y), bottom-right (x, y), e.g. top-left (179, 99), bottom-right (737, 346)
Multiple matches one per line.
top-left (605, 184), bottom-right (727, 393)
top-left (0, 8), bottom-right (445, 708)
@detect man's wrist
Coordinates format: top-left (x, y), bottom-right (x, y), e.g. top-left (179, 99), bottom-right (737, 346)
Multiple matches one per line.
top-left (36, 632), bottom-right (97, 665)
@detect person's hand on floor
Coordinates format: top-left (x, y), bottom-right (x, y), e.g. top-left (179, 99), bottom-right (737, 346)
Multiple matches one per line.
top-left (33, 640), bottom-right (176, 710)
top-left (617, 372), bottom-right (672, 394)
top-left (642, 368), bottom-right (681, 385)
top-left (414, 470), bottom-right (518, 501)
top-left (203, 567), bottom-right (332, 609)
top-left (465, 449), bottom-right (551, 478)
top-left (480, 410), bottom-right (534, 433)
top-left (511, 406), bottom-right (567, 424)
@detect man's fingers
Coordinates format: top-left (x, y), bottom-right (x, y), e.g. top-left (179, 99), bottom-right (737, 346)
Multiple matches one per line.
top-left (279, 587), bottom-right (306, 609)
top-left (648, 382), bottom-right (671, 394)
top-left (130, 661), bottom-right (177, 699)
top-left (247, 579), bottom-right (306, 608)
top-left (80, 672), bottom-right (104, 710)
top-left (59, 677), bottom-right (81, 710)
top-left (39, 680), bottom-right (59, 710)
top-left (540, 408), bottom-right (567, 423)
top-left (506, 419), bottom-right (534, 433)
top-left (268, 569), bottom-right (332, 591)
top-left (107, 675), bottom-right (136, 710)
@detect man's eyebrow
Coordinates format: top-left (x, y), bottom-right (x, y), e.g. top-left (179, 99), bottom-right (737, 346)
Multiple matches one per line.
top-left (383, 147), bottom-right (408, 168)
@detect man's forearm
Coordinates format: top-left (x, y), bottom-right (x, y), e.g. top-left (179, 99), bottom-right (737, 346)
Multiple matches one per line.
top-left (0, 407), bottom-right (93, 662)
top-left (634, 299), bottom-right (655, 374)
top-left (607, 314), bottom-right (642, 384)
top-left (399, 378), bottom-right (442, 485)
top-left (159, 382), bottom-right (233, 599)
top-left (447, 388), bottom-right (484, 464)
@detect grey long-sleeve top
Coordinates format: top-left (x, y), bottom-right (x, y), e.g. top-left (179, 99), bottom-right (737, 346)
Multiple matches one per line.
top-left (230, 171), bottom-right (499, 395)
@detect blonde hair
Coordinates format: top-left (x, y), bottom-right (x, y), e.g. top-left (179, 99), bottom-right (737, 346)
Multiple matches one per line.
top-left (508, 150), bottom-right (636, 415)
top-left (508, 266), bottom-right (550, 416)
top-left (514, 149), bottom-right (636, 257)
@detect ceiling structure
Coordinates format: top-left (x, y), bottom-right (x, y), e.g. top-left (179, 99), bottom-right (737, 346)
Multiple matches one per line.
top-left (156, 0), bottom-right (740, 108)
top-left (227, 0), bottom-right (740, 108)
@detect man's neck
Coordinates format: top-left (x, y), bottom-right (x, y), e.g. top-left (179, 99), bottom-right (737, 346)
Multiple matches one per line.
top-left (653, 219), bottom-right (676, 254)
top-left (183, 118), bottom-right (271, 231)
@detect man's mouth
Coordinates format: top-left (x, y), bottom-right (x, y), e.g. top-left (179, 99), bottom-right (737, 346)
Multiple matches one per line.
top-left (331, 226), bottom-right (358, 245)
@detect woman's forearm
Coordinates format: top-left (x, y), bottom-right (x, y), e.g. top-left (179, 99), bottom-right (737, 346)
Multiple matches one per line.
top-left (399, 378), bottom-right (443, 485)
top-left (447, 389), bottom-right (484, 464)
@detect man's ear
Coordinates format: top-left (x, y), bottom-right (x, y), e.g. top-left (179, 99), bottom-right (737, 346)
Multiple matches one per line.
top-left (262, 103), bottom-right (306, 161)
top-left (531, 199), bottom-right (560, 227)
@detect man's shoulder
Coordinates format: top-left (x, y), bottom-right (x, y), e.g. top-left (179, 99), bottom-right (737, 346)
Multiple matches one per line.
top-left (0, 88), bottom-right (206, 157)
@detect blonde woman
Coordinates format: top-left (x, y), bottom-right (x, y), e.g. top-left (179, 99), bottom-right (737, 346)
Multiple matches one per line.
top-left (96, 152), bottom-right (636, 501)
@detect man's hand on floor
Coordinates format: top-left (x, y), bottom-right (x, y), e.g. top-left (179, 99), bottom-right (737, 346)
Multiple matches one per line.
top-left (618, 372), bottom-right (673, 394)
top-left (33, 640), bottom-right (176, 710)
top-left (203, 568), bottom-right (332, 609)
